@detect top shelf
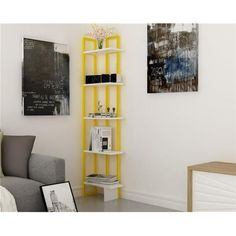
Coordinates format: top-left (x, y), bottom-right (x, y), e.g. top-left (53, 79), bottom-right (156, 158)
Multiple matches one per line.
top-left (83, 48), bottom-right (123, 55)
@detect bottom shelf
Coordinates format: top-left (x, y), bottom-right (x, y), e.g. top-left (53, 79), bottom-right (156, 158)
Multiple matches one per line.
top-left (84, 182), bottom-right (122, 202)
top-left (84, 181), bottom-right (123, 189)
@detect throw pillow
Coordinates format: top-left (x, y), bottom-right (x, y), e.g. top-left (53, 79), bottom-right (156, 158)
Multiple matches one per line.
top-left (0, 131), bottom-right (3, 177)
top-left (2, 135), bottom-right (36, 178)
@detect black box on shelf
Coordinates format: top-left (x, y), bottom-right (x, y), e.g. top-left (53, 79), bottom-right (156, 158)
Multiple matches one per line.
top-left (94, 75), bottom-right (101, 83)
top-left (110, 74), bottom-right (122, 83)
top-left (101, 74), bottom-right (110, 83)
top-left (86, 75), bottom-right (94, 84)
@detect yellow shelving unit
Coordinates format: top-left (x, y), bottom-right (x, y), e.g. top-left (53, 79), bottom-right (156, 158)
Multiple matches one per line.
top-left (81, 35), bottom-right (123, 201)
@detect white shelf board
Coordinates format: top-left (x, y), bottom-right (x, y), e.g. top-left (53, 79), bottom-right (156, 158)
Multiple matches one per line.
top-left (84, 150), bottom-right (124, 155)
top-left (84, 82), bottom-right (124, 87)
top-left (84, 182), bottom-right (123, 190)
top-left (83, 47), bottom-right (123, 55)
top-left (84, 117), bottom-right (124, 120)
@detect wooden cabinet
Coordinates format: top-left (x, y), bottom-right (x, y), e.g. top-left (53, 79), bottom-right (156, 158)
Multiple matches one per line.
top-left (188, 162), bottom-right (236, 211)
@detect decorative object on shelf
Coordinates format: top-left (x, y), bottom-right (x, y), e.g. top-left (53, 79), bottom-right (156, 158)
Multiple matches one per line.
top-left (97, 39), bottom-right (103, 49)
top-left (87, 112), bottom-right (117, 118)
top-left (85, 74), bottom-right (122, 84)
top-left (88, 113), bottom-right (95, 118)
top-left (22, 38), bottom-right (70, 115)
top-left (85, 75), bottom-right (101, 84)
top-left (111, 107), bottom-right (116, 117)
top-left (110, 74), bottom-right (122, 83)
top-left (86, 24), bottom-right (115, 49)
top-left (87, 107), bottom-right (117, 118)
top-left (98, 100), bottom-right (103, 113)
top-left (85, 75), bottom-right (93, 84)
top-left (40, 181), bottom-right (77, 212)
top-left (101, 74), bottom-right (110, 83)
top-left (147, 24), bottom-right (198, 93)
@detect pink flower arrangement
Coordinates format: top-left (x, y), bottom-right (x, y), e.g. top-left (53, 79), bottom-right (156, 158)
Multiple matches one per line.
top-left (87, 24), bottom-right (115, 40)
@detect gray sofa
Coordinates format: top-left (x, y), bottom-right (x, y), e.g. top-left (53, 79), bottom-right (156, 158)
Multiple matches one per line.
top-left (0, 153), bottom-right (65, 212)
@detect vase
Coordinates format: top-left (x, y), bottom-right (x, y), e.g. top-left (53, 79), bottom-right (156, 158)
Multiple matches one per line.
top-left (97, 39), bottom-right (103, 49)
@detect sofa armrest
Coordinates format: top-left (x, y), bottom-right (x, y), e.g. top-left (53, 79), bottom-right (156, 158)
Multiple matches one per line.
top-left (29, 153), bottom-right (65, 184)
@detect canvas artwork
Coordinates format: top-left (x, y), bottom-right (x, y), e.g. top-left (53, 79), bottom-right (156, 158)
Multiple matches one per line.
top-left (22, 38), bottom-right (70, 115)
top-left (40, 182), bottom-right (77, 212)
top-left (147, 24), bottom-right (198, 93)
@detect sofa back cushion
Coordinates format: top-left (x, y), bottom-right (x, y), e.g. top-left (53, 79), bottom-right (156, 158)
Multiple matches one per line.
top-left (2, 135), bottom-right (36, 178)
top-left (0, 131), bottom-right (3, 177)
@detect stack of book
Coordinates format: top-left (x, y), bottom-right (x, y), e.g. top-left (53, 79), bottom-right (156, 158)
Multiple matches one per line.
top-left (86, 174), bottom-right (119, 185)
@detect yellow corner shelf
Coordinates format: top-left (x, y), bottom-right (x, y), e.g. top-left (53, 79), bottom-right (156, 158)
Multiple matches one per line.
top-left (81, 35), bottom-right (123, 201)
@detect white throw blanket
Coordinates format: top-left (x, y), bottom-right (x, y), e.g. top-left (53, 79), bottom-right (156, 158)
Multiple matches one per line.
top-left (0, 186), bottom-right (17, 212)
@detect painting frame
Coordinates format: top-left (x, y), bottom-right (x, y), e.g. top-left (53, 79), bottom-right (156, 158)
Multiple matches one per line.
top-left (40, 181), bottom-right (78, 212)
top-left (147, 23), bottom-right (198, 93)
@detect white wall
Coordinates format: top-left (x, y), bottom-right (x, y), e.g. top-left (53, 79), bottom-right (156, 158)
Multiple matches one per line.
top-left (118, 24), bottom-right (236, 210)
top-left (234, 27), bottom-right (236, 156)
top-left (0, 24), bottom-right (2, 128)
top-left (1, 24), bottom-right (87, 192)
top-left (1, 24), bottom-right (236, 211)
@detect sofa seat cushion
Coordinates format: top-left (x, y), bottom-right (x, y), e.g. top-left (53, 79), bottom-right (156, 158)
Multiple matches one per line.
top-left (0, 176), bottom-right (45, 212)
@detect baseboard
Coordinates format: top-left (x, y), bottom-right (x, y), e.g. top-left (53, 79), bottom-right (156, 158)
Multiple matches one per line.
top-left (122, 189), bottom-right (186, 212)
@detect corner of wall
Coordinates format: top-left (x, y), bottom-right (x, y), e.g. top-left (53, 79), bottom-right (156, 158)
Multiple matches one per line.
top-left (0, 24), bottom-right (2, 129)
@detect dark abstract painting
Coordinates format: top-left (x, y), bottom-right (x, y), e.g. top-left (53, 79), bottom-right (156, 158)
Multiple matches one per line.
top-left (22, 38), bottom-right (70, 115)
top-left (147, 24), bottom-right (198, 93)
